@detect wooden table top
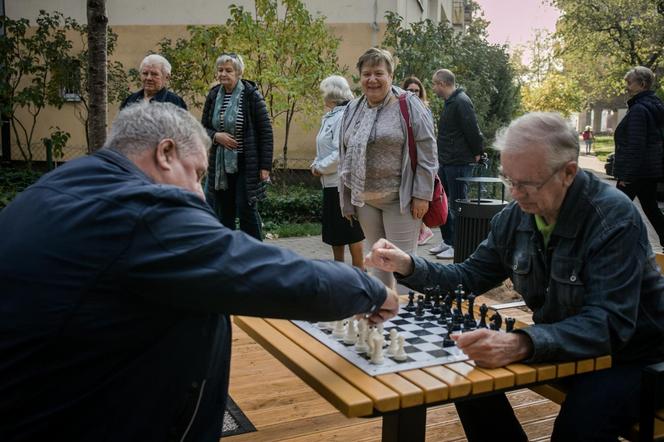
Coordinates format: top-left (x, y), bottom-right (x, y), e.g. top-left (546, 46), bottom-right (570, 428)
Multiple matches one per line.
top-left (233, 315), bottom-right (612, 418)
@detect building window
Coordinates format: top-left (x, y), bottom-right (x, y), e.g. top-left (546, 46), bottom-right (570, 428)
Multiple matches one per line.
top-left (58, 59), bottom-right (82, 102)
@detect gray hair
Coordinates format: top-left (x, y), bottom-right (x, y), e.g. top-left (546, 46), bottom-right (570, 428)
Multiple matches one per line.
top-left (215, 53), bottom-right (245, 77)
top-left (320, 75), bottom-right (354, 105)
top-left (493, 112), bottom-right (579, 170)
top-left (356, 47), bottom-right (395, 75)
top-left (433, 69), bottom-right (455, 86)
top-left (105, 102), bottom-right (211, 158)
top-left (625, 66), bottom-right (655, 90)
top-left (140, 54), bottom-right (172, 76)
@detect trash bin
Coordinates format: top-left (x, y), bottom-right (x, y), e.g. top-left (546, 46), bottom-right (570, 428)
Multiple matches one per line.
top-left (453, 177), bottom-right (507, 263)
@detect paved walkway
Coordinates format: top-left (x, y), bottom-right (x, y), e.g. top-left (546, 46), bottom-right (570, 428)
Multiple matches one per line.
top-left (267, 153), bottom-right (661, 262)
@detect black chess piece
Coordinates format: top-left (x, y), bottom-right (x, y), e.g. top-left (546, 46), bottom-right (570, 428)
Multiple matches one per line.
top-left (467, 294), bottom-right (476, 321)
top-left (490, 311), bottom-right (503, 331)
top-left (431, 294), bottom-right (441, 315)
top-left (455, 285), bottom-right (463, 314)
top-left (463, 313), bottom-right (476, 331)
top-left (405, 291), bottom-right (416, 311)
top-left (424, 292), bottom-right (432, 310)
top-left (442, 294), bottom-right (453, 318)
top-left (437, 308), bottom-right (446, 324)
top-left (505, 317), bottom-right (516, 332)
top-left (478, 303), bottom-right (489, 328)
top-left (415, 301), bottom-right (425, 320)
top-left (442, 330), bottom-right (455, 347)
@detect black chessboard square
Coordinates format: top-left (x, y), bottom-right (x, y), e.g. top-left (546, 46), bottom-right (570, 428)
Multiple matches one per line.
top-left (405, 337), bottom-right (426, 345)
top-left (410, 329), bottom-right (433, 336)
top-left (404, 345), bottom-right (421, 354)
top-left (427, 349), bottom-right (451, 358)
top-left (390, 319), bottom-right (410, 326)
top-left (419, 322), bottom-right (440, 329)
top-left (399, 312), bottom-right (414, 319)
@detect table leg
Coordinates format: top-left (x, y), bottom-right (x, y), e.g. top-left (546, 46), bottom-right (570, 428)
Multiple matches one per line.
top-left (381, 405), bottom-right (427, 442)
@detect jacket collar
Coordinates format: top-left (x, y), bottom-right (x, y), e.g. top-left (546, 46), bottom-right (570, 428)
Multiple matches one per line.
top-left (445, 87), bottom-right (464, 104)
top-left (627, 89), bottom-right (655, 107)
top-left (516, 169), bottom-right (589, 239)
top-left (94, 147), bottom-right (155, 184)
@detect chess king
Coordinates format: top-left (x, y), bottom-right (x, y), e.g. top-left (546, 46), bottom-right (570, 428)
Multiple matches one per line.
top-left (365, 112), bottom-right (664, 442)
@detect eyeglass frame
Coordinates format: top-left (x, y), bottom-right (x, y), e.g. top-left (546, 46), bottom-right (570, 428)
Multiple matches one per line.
top-left (406, 87), bottom-right (421, 93)
top-left (499, 162), bottom-right (570, 193)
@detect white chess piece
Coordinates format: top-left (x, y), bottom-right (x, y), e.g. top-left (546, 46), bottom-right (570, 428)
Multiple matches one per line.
top-left (355, 320), bottom-right (369, 353)
top-left (370, 335), bottom-right (384, 364)
top-left (393, 335), bottom-right (407, 361)
top-left (387, 329), bottom-right (399, 356)
top-left (332, 320), bottom-right (346, 338)
top-left (343, 318), bottom-right (358, 344)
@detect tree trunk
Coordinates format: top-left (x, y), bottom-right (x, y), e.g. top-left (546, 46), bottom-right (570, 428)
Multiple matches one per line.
top-left (87, 0), bottom-right (108, 152)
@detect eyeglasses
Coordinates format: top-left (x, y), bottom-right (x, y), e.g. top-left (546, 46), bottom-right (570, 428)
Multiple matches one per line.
top-left (499, 163), bottom-right (567, 193)
top-left (406, 88), bottom-right (420, 94)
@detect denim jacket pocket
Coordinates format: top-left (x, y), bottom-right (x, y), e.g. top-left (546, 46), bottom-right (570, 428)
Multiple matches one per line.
top-left (550, 256), bottom-right (585, 314)
top-left (511, 252), bottom-right (532, 296)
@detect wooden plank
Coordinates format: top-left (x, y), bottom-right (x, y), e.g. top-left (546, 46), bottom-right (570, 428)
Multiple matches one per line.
top-left (555, 361), bottom-right (576, 378)
top-left (265, 318), bottom-right (400, 413)
top-left (446, 362), bottom-right (494, 394)
top-left (503, 363), bottom-right (537, 385)
top-left (375, 373), bottom-right (423, 408)
top-left (530, 383), bottom-right (567, 404)
top-left (594, 355), bottom-right (612, 370)
top-left (575, 358), bottom-right (595, 374)
top-left (423, 365), bottom-right (472, 399)
top-left (399, 369), bottom-right (449, 403)
top-left (528, 363), bottom-right (557, 382)
top-left (466, 361), bottom-right (515, 390)
top-left (234, 316), bottom-right (374, 417)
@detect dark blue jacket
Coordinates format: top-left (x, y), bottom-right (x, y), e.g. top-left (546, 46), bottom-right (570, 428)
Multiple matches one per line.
top-left (399, 171), bottom-right (664, 364)
top-left (120, 87), bottom-right (188, 110)
top-left (0, 148), bottom-right (386, 442)
top-left (614, 90), bottom-right (664, 181)
top-left (437, 88), bottom-right (484, 165)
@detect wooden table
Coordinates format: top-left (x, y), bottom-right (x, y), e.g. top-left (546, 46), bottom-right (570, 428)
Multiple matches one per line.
top-left (234, 315), bottom-right (612, 442)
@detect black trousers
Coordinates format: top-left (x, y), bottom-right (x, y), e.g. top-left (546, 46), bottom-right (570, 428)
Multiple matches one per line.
top-left (617, 179), bottom-right (664, 247)
top-left (454, 363), bottom-right (643, 442)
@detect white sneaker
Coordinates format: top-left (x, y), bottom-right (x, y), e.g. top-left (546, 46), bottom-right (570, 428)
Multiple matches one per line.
top-left (429, 241), bottom-right (450, 254)
top-left (436, 247), bottom-right (455, 259)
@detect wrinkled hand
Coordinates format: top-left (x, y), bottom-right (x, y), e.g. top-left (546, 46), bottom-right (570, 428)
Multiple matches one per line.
top-left (452, 328), bottom-right (533, 368)
top-left (365, 238), bottom-right (413, 276)
top-left (411, 197), bottom-right (429, 220)
top-left (260, 169), bottom-right (270, 182)
top-left (215, 132), bottom-right (238, 150)
top-left (311, 167), bottom-right (322, 177)
top-left (365, 287), bottom-right (400, 324)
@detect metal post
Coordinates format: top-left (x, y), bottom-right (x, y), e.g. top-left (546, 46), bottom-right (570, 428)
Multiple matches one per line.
top-left (44, 139), bottom-right (53, 170)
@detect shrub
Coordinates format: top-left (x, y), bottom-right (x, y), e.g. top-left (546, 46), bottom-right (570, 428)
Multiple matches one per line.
top-left (0, 167), bottom-right (42, 210)
top-left (261, 184), bottom-right (323, 225)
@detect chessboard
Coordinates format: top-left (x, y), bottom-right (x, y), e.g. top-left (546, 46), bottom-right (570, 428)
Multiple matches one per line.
top-left (293, 288), bottom-right (513, 376)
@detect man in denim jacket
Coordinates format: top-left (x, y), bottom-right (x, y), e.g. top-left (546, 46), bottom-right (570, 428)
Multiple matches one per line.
top-left (366, 112), bottom-right (664, 442)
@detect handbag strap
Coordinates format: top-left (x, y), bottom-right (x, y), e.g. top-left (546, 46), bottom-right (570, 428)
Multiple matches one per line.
top-left (398, 93), bottom-right (418, 174)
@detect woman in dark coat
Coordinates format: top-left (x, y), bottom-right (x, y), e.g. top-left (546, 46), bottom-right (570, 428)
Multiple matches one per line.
top-left (614, 66), bottom-right (664, 247)
top-left (201, 53), bottom-right (273, 240)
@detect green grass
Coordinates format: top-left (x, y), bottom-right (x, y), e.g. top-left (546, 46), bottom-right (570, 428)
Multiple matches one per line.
top-left (263, 221), bottom-right (321, 238)
top-left (591, 136), bottom-right (614, 162)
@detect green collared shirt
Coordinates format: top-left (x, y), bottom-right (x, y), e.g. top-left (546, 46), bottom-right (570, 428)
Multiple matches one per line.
top-left (534, 215), bottom-right (555, 248)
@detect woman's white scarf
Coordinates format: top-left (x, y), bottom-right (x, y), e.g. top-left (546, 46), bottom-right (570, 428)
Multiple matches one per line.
top-left (339, 94), bottom-right (392, 207)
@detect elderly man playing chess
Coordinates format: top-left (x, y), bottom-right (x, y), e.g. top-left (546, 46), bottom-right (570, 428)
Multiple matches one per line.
top-left (366, 112), bottom-right (664, 442)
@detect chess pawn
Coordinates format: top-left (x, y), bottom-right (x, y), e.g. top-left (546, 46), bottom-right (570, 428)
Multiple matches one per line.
top-left (393, 335), bottom-right (408, 361)
top-left (370, 335), bottom-right (384, 364)
top-left (387, 329), bottom-right (398, 356)
top-left (405, 291), bottom-right (416, 311)
top-left (343, 318), bottom-right (358, 344)
top-left (505, 317), bottom-right (516, 332)
top-left (354, 328), bottom-right (369, 353)
top-left (332, 320), bottom-right (346, 338)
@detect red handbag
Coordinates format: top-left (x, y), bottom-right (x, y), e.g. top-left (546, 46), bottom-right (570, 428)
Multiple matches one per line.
top-left (398, 94), bottom-right (448, 228)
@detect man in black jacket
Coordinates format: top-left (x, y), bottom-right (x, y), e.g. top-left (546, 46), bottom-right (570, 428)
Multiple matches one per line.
top-left (0, 102), bottom-right (399, 442)
top-left (429, 69), bottom-right (484, 260)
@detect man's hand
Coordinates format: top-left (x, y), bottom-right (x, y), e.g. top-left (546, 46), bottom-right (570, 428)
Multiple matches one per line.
top-left (311, 167), bottom-right (322, 177)
top-left (365, 287), bottom-right (400, 324)
top-left (452, 329), bottom-right (533, 368)
top-left (411, 197), bottom-right (429, 220)
top-left (365, 238), bottom-right (414, 276)
top-left (215, 132), bottom-right (238, 150)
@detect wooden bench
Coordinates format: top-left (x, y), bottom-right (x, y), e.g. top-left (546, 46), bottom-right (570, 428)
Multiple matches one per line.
top-left (530, 252), bottom-right (664, 441)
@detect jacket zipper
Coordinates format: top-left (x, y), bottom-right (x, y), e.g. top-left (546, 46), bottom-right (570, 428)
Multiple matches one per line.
top-left (179, 379), bottom-right (207, 442)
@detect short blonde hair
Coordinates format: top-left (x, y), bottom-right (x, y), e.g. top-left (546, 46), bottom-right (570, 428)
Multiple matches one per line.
top-left (320, 75), bottom-right (353, 105)
top-left (356, 48), bottom-right (395, 75)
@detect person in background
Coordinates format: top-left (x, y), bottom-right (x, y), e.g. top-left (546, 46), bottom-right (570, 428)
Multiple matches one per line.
top-left (120, 54), bottom-right (187, 110)
top-left (366, 111), bottom-right (664, 442)
top-left (403, 76), bottom-right (436, 246)
top-left (581, 125), bottom-right (594, 155)
top-left (0, 102), bottom-right (400, 442)
top-left (201, 53), bottom-right (273, 241)
top-left (429, 68), bottom-right (484, 259)
top-left (613, 66), bottom-right (664, 250)
top-left (338, 48), bottom-right (438, 290)
top-left (311, 75), bottom-right (365, 268)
